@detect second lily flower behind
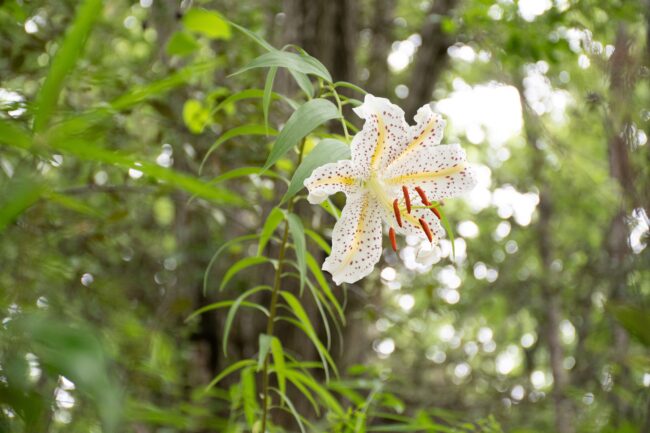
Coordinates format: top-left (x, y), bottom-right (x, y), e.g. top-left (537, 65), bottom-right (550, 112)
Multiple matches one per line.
top-left (304, 94), bottom-right (476, 285)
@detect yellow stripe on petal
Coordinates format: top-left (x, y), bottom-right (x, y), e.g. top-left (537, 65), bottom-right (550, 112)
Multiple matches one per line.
top-left (385, 163), bottom-right (466, 185)
top-left (340, 195), bottom-right (369, 267)
top-left (370, 115), bottom-right (386, 170)
top-left (389, 116), bottom-right (437, 167)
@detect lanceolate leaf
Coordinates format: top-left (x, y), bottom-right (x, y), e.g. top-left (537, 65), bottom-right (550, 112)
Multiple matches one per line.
top-left (0, 177), bottom-right (44, 233)
top-left (200, 124), bottom-right (278, 174)
top-left (264, 99), bottom-right (339, 170)
top-left (270, 337), bottom-right (287, 396)
top-left (240, 367), bottom-right (258, 428)
top-left (263, 67), bottom-right (277, 132)
top-left (258, 207), bottom-right (285, 255)
top-left (223, 285), bottom-right (272, 356)
top-left (283, 138), bottom-right (350, 203)
top-left (204, 359), bottom-right (257, 393)
top-left (287, 213), bottom-right (307, 290)
top-left (219, 256), bottom-right (271, 291)
top-left (34, 0), bottom-right (103, 132)
top-left (234, 50), bottom-right (332, 83)
top-left (203, 234), bottom-right (259, 294)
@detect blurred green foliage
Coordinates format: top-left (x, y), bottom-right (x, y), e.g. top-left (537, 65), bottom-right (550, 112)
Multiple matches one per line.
top-left (0, 0), bottom-right (649, 432)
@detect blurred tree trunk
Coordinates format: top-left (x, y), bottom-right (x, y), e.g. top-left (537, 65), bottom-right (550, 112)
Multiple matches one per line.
top-left (603, 25), bottom-right (637, 424)
top-left (404, 0), bottom-right (457, 120)
top-left (366, 0), bottom-right (396, 96)
top-left (518, 83), bottom-right (573, 433)
top-left (281, 0), bottom-right (358, 83)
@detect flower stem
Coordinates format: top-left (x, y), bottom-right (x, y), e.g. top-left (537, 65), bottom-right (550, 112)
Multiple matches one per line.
top-left (259, 138), bottom-right (307, 432)
top-left (331, 85), bottom-right (350, 142)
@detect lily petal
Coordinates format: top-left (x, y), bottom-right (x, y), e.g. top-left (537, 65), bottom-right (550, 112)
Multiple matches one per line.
top-left (351, 94), bottom-right (409, 177)
top-left (387, 103), bottom-right (446, 170)
top-left (383, 144), bottom-right (477, 202)
top-left (322, 193), bottom-right (383, 285)
top-left (304, 160), bottom-right (360, 204)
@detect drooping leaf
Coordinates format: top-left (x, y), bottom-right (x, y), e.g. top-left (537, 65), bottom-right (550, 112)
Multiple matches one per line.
top-left (183, 9), bottom-right (231, 40)
top-left (203, 234), bottom-right (259, 294)
top-left (219, 256), bottom-right (271, 291)
top-left (264, 99), bottom-right (339, 170)
top-left (258, 207), bottom-right (285, 255)
top-left (222, 286), bottom-right (272, 356)
top-left (283, 138), bottom-right (350, 203)
top-left (240, 367), bottom-right (258, 428)
top-left (201, 124), bottom-right (278, 174)
top-left (257, 334), bottom-right (273, 371)
top-left (270, 337), bottom-right (287, 396)
top-left (235, 51), bottom-right (332, 83)
top-left (185, 300), bottom-right (269, 323)
top-left (263, 67), bottom-right (277, 132)
top-left (287, 213), bottom-right (307, 290)
top-left (204, 359), bottom-right (257, 393)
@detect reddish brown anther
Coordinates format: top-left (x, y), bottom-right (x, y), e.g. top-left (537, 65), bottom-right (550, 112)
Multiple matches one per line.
top-left (419, 217), bottom-right (433, 242)
top-left (431, 207), bottom-right (442, 220)
top-left (389, 227), bottom-right (397, 251)
top-left (415, 186), bottom-right (431, 206)
top-left (402, 186), bottom-right (412, 213)
top-left (392, 199), bottom-right (403, 227)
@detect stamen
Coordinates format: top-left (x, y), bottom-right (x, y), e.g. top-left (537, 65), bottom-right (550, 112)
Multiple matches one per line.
top-left (431, 207), bottom-right (442, 220)
top-left (414, 186), bottom-right (431, 206)
top-left (402, 186), bottom-right (411, 213)
top-left (392, 199), bottom-right (403, 227)
top-left (418, 218), bottom-right (433, 242)
top-left (389, 227), bottom-right (397, 252)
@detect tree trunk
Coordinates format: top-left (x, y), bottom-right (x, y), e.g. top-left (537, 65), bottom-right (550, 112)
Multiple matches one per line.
top-left (366, 0), bottom-right (396, 97)
top-left (404, 0), bottom-right (457, 120)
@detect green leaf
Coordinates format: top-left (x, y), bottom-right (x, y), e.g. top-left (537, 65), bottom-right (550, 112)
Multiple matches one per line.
top-left (0, 119), bottom-right (32, 149)
top-left (305, 228), bottom-right (331, 254)
top-left (200, 124), bottom-right (278, 174)
top-left (258, 207), bottom-right (285, 255)
top-left (289, 70), bottom-right (314, 98)
top-left (285, 369), bottom-right (344, 416)
top-left (306, 252), bottom-right (345, 323)
top-left (34, 0), bottom-right (102, 132)
top-left (183, 9), bottom-right (231, 39)
top-left (185, 300), bottom-right (269, 323)
top-left (270, 388), bottom-right (307, 433)
top-left (257, 334), bottom-right (273, 370)
top-left (166, 31), bottom-right (200, 56)
top-left (204, 359), bottom-right (257, 393)
top-left (183, 99), bottom-right (210, 134)
top-left (280, 292), bottom-right (338, 379)
top-left (334, 81), bottom-right (368, 95)
top-left (263, 67), bottom-right (277, 132)
top-left (0, 177), bottom-right (43, 232)
top-left (436, 206), bottom-right (456, 261)
top-left (264, 99), bottom-right (339, 170)
top-left (50, 139), bottom-right (245, 206)
top-left (287, 213), bottom-right (307, 290)
top-left (223, 286), bottom-right (272, 356)
top-left (270, 337), bottom-right (287, 397)
top-left (45, 191), bottom-right (104, 218)
top-left (283, 138), bottom-right (350, 203)
top-left (240, 368), bottom-right (258, 428)
top-left (228, 21), bottom-right (274, 51)
top-left (210, 166), bottom-right (283, 185)
top-left (203, 234), bottom-right (258, 294)
top-left (235, 51), bottom-right (332, 83)
top-left (219, 256), bottom-right (271, 291)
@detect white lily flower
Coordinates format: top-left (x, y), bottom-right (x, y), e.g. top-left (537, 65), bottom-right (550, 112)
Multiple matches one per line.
top-left (305, 94), bottom-right (476, 285)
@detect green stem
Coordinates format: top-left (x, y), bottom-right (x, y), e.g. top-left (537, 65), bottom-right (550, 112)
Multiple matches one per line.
top-left (259, 138), bottom-right (307, 432)
top-left (331, 86), bottom-right (350, 142)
